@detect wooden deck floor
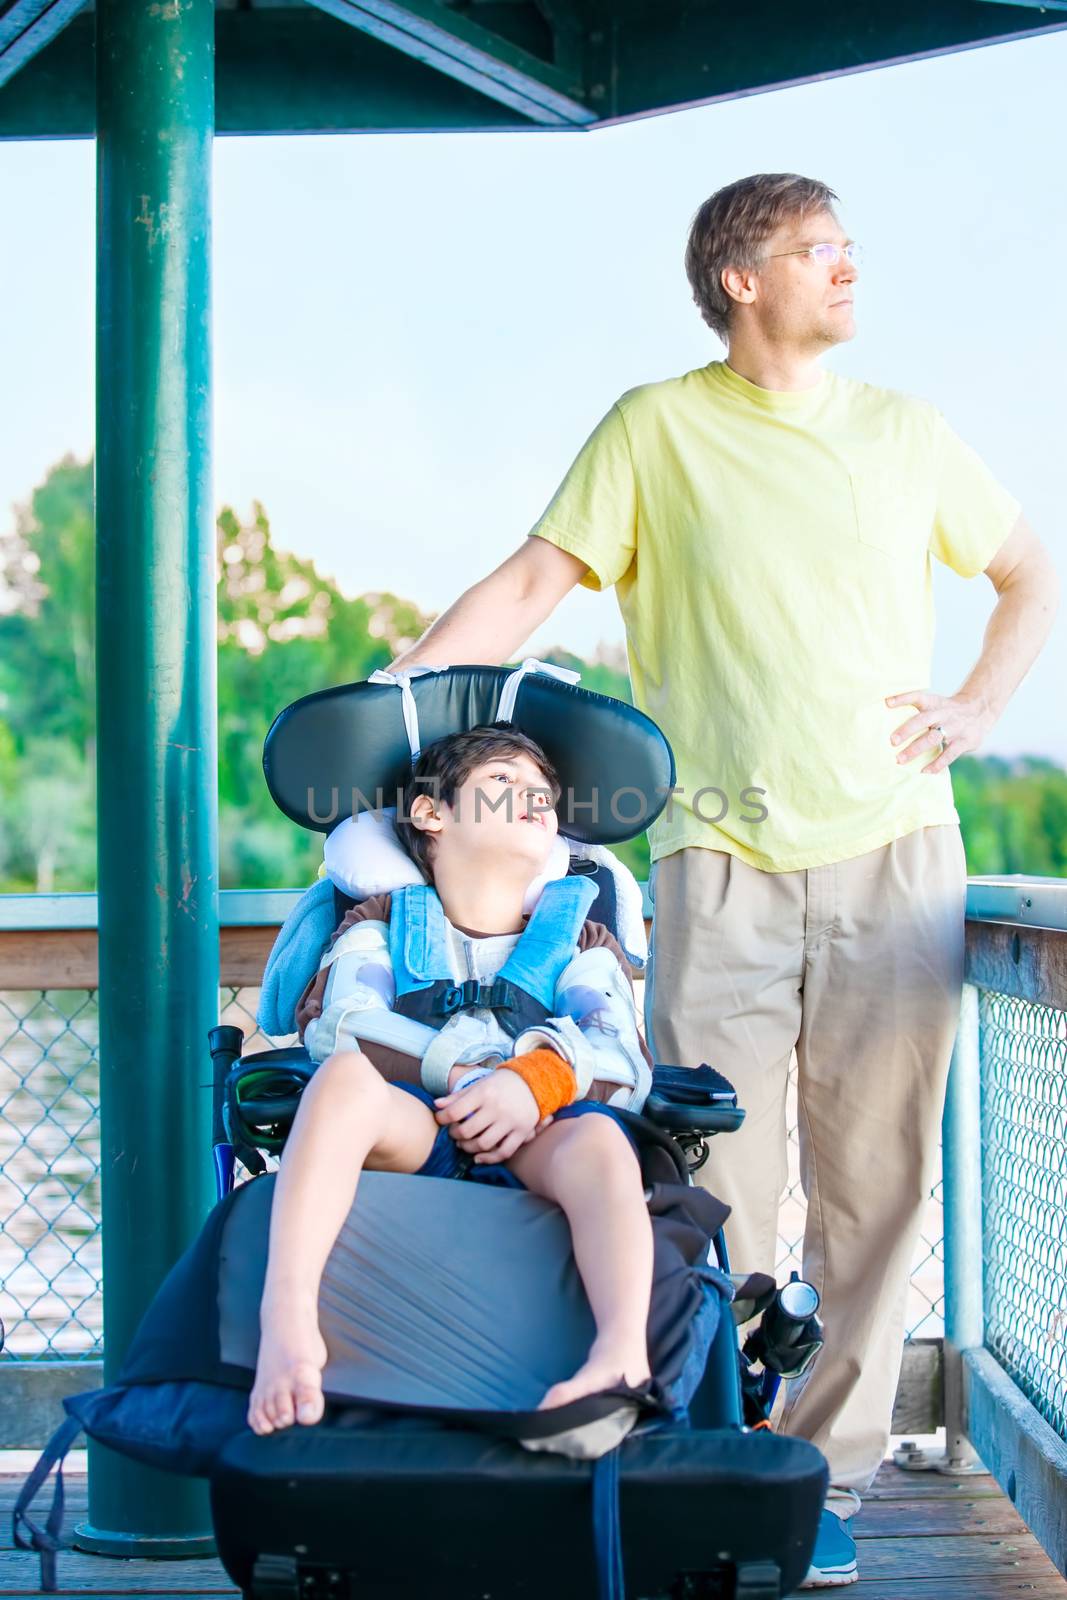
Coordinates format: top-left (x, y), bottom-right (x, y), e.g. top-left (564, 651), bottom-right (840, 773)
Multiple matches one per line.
top-left (2, 1458), bottom-right (1064, 1598)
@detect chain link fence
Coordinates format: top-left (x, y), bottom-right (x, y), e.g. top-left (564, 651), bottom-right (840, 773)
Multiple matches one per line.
top-left (0, 986), bottom-right (276, 1359)
top-left (1, 977), bottom-right (947, 1360)
top-left (979, 990), bottom-right (1067, 1440)
top-left (0, 988), bottom-right (101, 1358)
top-left (781, 1058), bottom-right (948, 1340)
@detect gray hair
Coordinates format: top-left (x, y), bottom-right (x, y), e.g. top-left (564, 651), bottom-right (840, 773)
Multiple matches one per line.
top-left (685, 173), bottom-right (840, 341)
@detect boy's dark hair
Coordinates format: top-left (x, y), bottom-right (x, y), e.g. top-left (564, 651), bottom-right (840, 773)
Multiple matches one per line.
top-left (395, 722), bottom-right (561, 884)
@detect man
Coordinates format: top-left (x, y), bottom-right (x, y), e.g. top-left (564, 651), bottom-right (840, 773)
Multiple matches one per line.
top-left (388, 173), bottom-right (1058, 1585)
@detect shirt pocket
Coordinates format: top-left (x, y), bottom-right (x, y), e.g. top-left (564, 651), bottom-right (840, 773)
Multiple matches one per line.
top-left (849, 467), bottom-right (931, 559)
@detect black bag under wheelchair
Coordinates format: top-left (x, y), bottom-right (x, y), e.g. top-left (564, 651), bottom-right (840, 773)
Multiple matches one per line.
top-left (15, 662), bottom-right (827, 1600)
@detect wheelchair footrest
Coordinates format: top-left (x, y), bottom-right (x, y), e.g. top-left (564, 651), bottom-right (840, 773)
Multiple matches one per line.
top-left (212, 1422), bottom-right (825, 1600)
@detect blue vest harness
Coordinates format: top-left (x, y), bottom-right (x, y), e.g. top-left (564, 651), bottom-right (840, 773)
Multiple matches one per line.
top-left (388, 875), bottom-right (598, 1039)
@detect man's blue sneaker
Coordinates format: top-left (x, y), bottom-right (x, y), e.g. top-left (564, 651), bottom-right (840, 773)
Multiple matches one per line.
top-left (798, 1508), bottom-right (859, 1588)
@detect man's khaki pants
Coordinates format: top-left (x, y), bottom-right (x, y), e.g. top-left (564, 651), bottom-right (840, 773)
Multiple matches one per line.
top-left (645, 826), bottom-right (966, 1498)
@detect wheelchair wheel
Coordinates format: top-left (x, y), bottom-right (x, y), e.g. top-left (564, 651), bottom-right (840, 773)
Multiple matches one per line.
top-left (734, 1559), bottom-right (781, 1598)
top-left (664, 1559), bottom-right (781, 1600)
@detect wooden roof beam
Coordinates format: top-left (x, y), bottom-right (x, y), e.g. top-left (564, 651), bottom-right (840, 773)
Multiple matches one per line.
top-left (302, 0), bottom-right (595, 127)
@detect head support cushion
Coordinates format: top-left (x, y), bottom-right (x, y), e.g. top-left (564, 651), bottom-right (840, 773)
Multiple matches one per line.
top-left (263, 662), bottom-right (675, 846)
top-left (323, 806), bottom-right (572, 915)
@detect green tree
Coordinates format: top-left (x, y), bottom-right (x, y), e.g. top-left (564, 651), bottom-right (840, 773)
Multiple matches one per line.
top-left (0, 715), bottom-right (19, 882)
top-left (952, 754), bottom-right (1067, 876)
top-left (0, 456), bottom-right (95, 766)
top-left (21, 740), bottom-right (96, 892)
top-left (2, 453), bottom-right (1065, 895)
top-left (214, 501), bottom-right (433, 883)
top-left (0, 460), bottom-right (440, 889)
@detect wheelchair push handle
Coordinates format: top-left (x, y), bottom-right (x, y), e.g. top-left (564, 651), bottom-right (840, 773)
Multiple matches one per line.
top-left (209, 1025), bottom-right (245, 1146)
top-left (744, 1271), bottom-right (824, 1380)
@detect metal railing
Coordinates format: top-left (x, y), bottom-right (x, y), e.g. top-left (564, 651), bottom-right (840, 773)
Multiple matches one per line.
top-left (3, 876), bottom-right (1063, 1570)
top-left (0, 983), bottom-right (278, 1359)
top-left (0, 986), bottom-right (101, 1357)
top-left (1, 885), bottom-right (946, 1361)
top-left (0, 890), bottom-right (284, 1360)
top-left (979, 989), bottom-right (1067, 1440)
top-left (939, 876), bottom-right (1067, 1578)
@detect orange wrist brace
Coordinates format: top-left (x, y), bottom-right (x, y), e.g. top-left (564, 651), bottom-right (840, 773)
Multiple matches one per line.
top-left (503, 1048), bottom-right (577, 1119)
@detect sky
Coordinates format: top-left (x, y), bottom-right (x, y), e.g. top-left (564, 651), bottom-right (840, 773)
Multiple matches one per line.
top-left (1, 25), bottom-right (1065, 758)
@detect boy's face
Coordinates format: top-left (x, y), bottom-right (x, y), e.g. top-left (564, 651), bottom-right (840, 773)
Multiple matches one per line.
top-left (412, 750), bottom-right (559, 879)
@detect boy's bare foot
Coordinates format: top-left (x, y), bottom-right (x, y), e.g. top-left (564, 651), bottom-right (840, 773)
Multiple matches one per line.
top-left (538, 1337), bottom-right (650, 1410)
top-left (247, 1291), bottom-right (329, 1435)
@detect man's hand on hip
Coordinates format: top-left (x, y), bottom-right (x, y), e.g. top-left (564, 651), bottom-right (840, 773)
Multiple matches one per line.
top-left (885, 689), bottom-right (994, 775)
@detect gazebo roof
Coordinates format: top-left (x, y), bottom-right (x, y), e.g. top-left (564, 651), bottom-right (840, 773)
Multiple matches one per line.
top-left (1, 0), bottom-right (1065, 139)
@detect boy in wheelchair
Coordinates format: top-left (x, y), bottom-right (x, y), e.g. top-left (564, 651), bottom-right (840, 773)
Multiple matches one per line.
top-left (249, 723), bottom-right (658, 1437)
top-left (12, 674), bottom-right (828, 1600)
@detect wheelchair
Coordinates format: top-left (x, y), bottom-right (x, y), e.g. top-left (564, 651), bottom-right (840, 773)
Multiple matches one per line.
top-left (206, 661), bottom-right (828, 1599)
top-left (14, 661), bottom-right (827, 1600)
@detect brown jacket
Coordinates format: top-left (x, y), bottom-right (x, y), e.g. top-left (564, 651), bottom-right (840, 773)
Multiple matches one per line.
top-left (296, 892), bottom-right (652, 1098)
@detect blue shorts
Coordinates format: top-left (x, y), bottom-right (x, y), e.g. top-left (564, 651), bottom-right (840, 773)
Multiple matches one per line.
top-left (395, 1081), bottom-right (638, 1190)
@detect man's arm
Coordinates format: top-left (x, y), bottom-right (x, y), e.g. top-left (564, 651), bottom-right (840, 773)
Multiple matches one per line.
top-left (387, 536), bottom-right (589, 672)
top-left (888, 514), bottom-right (1061, 772)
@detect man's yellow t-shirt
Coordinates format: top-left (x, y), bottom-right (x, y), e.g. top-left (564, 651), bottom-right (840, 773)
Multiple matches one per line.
top-left (530, 360), bottom-right (1020, 872)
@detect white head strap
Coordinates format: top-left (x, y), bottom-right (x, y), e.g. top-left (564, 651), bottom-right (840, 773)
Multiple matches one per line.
top-left (369, 657), bottom-right (583, 768)
top-left (494, 657), bottom-right (581, 725)
top-left (367, 665), bottom-right (445, 767)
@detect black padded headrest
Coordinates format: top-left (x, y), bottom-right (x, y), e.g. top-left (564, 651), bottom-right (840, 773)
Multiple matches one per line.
top-left (262, 665), bottom-right (675, 845)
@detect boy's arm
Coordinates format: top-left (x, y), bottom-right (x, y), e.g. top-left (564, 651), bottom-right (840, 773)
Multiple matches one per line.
top-left (508, 922), bottom-right (653, 1110)
top-left (295, 892), bottom-right (393, 1040)
top-left (299, 902), bottom-right (435, 1088)
top-left (434, 924), bottom-right (652, 1160)
top-left (434, 1036), bottom-right (624, 1163)
top-left (299, 896), bottom-right (503, 1090)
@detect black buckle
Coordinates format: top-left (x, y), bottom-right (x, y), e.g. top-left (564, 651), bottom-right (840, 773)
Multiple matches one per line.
top-left (437, 978), bottom-right (517, 1016)
top-left (439, 979), bottom-right (477, 1015)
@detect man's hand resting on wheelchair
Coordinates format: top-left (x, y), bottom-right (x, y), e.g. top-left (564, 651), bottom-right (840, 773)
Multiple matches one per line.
top-left (435, 1051), bottom-right (569, 1163)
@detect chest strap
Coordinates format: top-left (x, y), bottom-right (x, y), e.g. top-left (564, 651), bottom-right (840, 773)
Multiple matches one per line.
top-left (394, 975), bottom-right (550, 1040)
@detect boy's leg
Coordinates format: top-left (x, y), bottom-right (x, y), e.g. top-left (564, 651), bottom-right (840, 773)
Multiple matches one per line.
top-left (506, 1113), bottom-right (653, 1408)
top-left (249, 1050), bottom-right (438, 1436)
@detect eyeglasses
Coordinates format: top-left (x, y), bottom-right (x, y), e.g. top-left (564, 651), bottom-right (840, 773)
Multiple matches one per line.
top-left (766, 243), bottom-right (862, 267)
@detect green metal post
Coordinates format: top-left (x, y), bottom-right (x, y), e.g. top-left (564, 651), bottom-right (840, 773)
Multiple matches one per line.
top-left (76, 0), bottom-right (218, 1556)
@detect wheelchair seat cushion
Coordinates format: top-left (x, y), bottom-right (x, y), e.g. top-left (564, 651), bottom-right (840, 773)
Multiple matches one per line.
top-left (99, 1168), bottom-right (730, 1468)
